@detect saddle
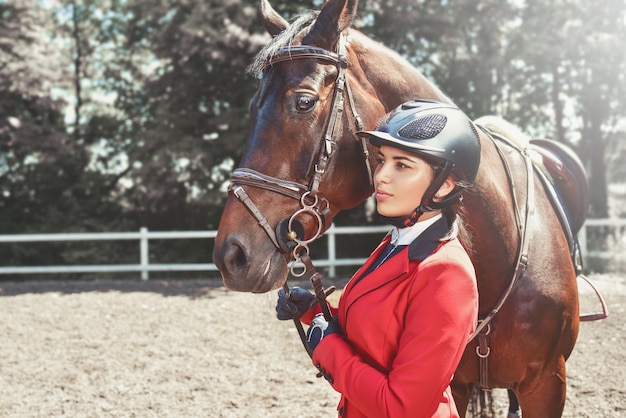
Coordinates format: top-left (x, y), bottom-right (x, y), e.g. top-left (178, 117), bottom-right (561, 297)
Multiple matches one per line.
top-left (528, 138), bottom-right (590, 266)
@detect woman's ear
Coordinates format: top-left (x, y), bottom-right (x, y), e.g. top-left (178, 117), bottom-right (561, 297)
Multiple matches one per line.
top-left (435, 177), bottom-right (456, 200)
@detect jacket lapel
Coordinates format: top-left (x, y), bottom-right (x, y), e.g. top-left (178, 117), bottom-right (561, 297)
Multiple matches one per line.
top-left (341, 217), bottom-right (450, 314)
top-left (407, 217), bottom-right (449, 261)
top-left (342, 244), bottom-right (410, 310)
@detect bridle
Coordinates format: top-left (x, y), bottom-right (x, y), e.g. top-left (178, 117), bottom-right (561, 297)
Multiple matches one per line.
top-left (228, 35), bottom-right (370, 359)
top-left (228, 35), bottom-right (372, 274)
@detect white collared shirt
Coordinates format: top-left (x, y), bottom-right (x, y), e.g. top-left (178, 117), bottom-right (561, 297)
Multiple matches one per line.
top-left (388, 213), bottom-right (443, 246)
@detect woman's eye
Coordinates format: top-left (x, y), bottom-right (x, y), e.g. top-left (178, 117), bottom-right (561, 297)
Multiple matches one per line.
top-left (296, 95), bottom-right (317, 112)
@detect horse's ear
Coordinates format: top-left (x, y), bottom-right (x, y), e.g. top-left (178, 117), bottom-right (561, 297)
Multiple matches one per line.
top-left (306, 0), bottom-right (358, 47)
top-left (261, 0), bottom-right (289, 37)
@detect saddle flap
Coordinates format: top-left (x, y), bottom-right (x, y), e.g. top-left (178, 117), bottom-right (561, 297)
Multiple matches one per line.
top-left (529, 139), bottom-right (590, 234)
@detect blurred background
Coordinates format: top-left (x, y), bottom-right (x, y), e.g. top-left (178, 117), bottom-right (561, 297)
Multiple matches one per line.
top-left (1, 0), bottom-right (625, 275)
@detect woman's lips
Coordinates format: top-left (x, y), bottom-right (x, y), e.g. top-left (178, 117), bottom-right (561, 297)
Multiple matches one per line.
top-left (376, 190), bottom-right (392, 201)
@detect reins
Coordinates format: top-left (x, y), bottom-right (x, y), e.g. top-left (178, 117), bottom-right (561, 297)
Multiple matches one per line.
top-left (471, 127), bottom-right (536, 390)
top-left (470, 128), bottom-right (535, 342)
top-left (282, 255), bottom-right (336, 359)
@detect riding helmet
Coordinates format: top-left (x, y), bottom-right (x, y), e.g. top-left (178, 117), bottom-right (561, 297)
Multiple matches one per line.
top-left (357, 100), bottom-right (482, 226)
top-left (357, 99), bottom-right (481, 185)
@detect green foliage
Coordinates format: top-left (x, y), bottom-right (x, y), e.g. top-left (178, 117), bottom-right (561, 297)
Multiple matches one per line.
top-left (361, 0), bottom-right (626, 217)
top-left (0, 0), bottom-right (625, 270)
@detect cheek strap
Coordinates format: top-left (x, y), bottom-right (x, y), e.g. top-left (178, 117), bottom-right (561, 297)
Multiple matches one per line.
top-left (404, 161), bottom-right (459, 227)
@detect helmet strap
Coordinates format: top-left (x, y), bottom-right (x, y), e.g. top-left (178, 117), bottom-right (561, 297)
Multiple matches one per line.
top-left (404, 161), bottom-right (458, 227)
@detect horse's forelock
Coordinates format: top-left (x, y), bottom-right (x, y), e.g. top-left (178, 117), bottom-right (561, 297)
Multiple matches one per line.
top-left (247, 11), bottom-right (319, 75)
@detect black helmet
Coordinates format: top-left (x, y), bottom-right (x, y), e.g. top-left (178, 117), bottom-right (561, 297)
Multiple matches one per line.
top-left (357, 100), bottom-right (481, 226)
top-left (358, 100), bottom-right (481, 184)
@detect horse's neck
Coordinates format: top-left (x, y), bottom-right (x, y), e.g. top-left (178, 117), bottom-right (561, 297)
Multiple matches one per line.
top-left (349, 31), bottom-right (452, 110)
top-left (347, 31), bottom-right (520, 290)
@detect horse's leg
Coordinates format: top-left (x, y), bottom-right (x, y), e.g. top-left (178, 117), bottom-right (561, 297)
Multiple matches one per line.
top-left (516, 358), bottom-right (567, 418)
top-left (507, 389), bottom-right (521, 418)
top-left (450, 382), bottom-right (473, 418)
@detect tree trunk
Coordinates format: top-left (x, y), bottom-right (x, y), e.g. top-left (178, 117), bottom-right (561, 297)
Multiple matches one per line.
top-left (580, 94), bottom-right (609, 218)
top-left (551, 64), bottom-right (566, 144)
top-left (71, 1), bottom-right (82, 142)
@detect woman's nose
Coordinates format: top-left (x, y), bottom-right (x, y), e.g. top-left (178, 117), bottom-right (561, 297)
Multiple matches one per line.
top-left (374, 163), bottom-right (390, 183)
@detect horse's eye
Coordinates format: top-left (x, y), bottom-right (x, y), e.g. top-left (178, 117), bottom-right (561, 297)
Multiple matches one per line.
top-left (296, 95), bottom-right (317, 113)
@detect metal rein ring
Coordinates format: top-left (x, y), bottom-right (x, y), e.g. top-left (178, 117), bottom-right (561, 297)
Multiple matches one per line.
top-left (287, 191), bottom-right (326, 247)
top-left (288, 207), bottom-right (323, 247)
top-left (290, 245), bottom-right (310, 277)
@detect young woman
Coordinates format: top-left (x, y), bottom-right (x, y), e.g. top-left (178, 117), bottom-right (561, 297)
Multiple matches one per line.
top-left (276, 100), bottom-right (481, 418)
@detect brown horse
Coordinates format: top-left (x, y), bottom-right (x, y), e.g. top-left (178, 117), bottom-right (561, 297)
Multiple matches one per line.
top-left (213, 0), bottom-right (586, 416)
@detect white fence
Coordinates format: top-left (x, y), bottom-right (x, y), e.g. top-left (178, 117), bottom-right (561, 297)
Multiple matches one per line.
top-left (0, 219), bottom-right (624, 279)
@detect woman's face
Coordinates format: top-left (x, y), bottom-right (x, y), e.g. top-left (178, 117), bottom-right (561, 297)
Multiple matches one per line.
top-left (373, 145), bottom-right (439, 221)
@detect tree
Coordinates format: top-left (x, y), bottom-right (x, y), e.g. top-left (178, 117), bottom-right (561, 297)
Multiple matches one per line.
top-left (0, 0), bottom-right (75, 236)
top-left (512, 0), bottom-right (626, 217)
top-left (59, 0), bottom-right (274, 231)
top-left (361, 0), bottom-right (626, 217)
top-left (3, 0), bottom-right (625, 240)
top-left (0, 0), bottom-right (135, 269)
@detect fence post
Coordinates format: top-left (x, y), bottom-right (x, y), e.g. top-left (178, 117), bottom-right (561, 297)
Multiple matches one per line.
top-left (140, 227), bottom-right (149, 280)
top-left (327, 224), bottom-right (336, 278)
top-left (579, 223), bottom-right (588, 261)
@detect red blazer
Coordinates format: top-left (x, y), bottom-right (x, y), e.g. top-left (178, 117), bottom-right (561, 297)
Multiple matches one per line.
top-left (309, 221), bottom-right (478, 418)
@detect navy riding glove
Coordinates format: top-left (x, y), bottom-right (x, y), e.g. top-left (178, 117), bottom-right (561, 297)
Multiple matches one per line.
top-left (306, 314), bottom-right (340, 352)
top-left (276, 286), bottom-right (315, 320)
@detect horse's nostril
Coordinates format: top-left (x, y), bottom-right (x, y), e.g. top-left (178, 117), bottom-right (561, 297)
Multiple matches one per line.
top-left (223, 237), bottom-right (249, 273)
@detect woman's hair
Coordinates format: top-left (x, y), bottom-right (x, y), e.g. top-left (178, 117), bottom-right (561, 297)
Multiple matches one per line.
top-left (425, 156), bottom-right (475, 255)
top-left (442, 206), bottom-right (475, 255)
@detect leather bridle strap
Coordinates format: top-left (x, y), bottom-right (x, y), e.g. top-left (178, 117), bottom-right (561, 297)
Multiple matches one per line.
top-left (283, 253), bottom-right (336, 360)
top-left (229, 168), bottom-right (312, 251)
top-left (231, 168), bottom-right (309, 201)
top-left (345, 77), bottom-right (372, 189)
top-left (308, 38), bottom-right (348, 196)
top-left (262, 46), bottom-right (346, 70)
top-left (230, 185), bottom-right (281, 249)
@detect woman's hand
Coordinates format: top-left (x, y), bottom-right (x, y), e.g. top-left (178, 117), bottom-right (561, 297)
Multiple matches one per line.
top-left (276, 286), bottom-right (314, 320)
top-left (306, 314), bottom-right (340, 352)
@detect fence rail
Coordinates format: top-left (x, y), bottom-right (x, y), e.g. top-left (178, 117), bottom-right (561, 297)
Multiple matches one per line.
top-left (0, 219), bottom-right (624, 279)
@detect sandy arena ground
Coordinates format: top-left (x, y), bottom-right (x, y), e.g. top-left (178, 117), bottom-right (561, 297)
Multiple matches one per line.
top-left (0, 273), bottom-right (624, 417)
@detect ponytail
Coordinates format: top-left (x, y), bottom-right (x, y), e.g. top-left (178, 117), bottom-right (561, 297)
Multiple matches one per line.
top-left (441, 205), bottom-right (475, 256)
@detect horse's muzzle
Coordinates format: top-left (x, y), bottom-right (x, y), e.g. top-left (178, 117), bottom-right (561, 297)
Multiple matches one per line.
top-left (213, 235), bottom-right (287, 293)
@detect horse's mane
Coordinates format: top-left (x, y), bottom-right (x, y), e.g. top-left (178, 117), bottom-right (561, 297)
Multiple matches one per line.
top-left (247, 11), bottom-right (319, 75)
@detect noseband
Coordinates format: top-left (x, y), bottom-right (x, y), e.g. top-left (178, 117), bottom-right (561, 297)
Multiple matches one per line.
top-left (229, 35), bottom-right (371, 274)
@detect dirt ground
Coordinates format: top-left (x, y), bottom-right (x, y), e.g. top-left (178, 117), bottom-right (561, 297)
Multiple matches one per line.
top-left (0, 273), bottom-right (624, 418)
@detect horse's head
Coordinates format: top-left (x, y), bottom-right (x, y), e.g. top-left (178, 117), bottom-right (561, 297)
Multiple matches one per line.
top-left (213, 0), bottom-right (450, 292)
